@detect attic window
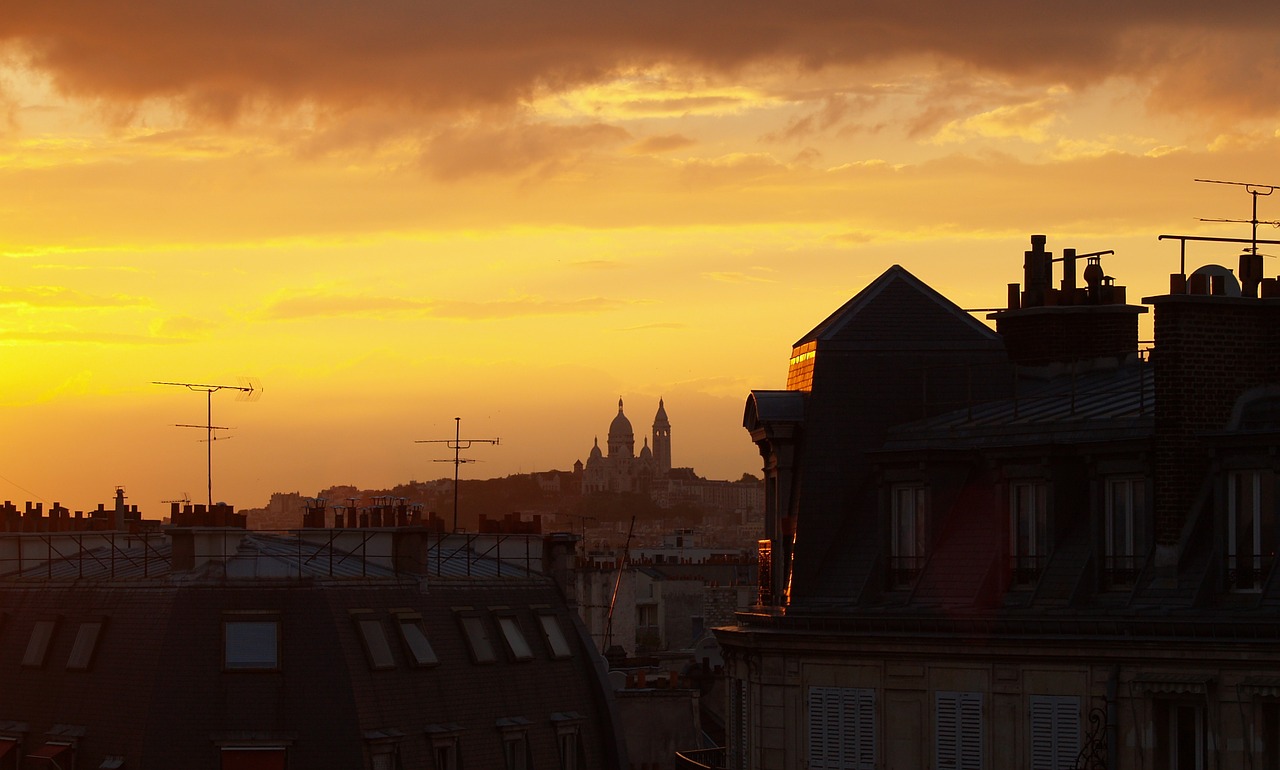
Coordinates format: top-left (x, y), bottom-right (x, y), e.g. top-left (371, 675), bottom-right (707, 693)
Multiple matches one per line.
top-left (66, 620), bottom-right (105, 671)
top-left (22, 618), bottom-right (58, 668)
top-left (25, 742), bottom-right (74, 767)
top-left (220, 747), bottom-right (287, 770)
top-left (224, 617), bottom-right (280, 671)
top-left (537, 614), bottom-right (573, 659)
top-left (458, 614), bottom-right (496, 664)
top-left (496, 616), bottom-right (534, 662)
top-left (353, 615), bottom-right (395, 670)
top-left (396, 616), bottom-right (439, 667)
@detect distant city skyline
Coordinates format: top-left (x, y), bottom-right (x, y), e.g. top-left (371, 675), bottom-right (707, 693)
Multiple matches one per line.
top-left (2, 4), bottom-right (1278, 510)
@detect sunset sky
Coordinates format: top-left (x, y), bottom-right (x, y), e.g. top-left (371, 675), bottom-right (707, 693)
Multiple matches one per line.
top-left (2, 2), bottom-right (1279, 512)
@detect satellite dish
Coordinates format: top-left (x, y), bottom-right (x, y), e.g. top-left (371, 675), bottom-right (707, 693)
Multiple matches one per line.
top-left (1189, 264), bottom-right (1241, 296)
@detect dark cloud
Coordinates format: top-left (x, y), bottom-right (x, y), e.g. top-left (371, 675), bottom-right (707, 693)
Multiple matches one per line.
top-left (3, 2), bottom-right (1278, 120)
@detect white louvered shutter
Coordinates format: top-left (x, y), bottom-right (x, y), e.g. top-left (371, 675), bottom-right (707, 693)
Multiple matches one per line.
top-left (936, 691), bottom-right (982, 770)
top-left (809, 686), bottom-right (876, 770)
top-left (1030, 695), bottom-right (1081, 770)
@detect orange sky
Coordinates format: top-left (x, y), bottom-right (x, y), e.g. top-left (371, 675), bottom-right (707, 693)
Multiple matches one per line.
top-left (2, 2), bottom-right (1279, 512)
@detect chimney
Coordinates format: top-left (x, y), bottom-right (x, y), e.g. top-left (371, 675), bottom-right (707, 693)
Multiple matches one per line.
top-left (991, 235), bottom-right (1146, 367)
top-left (1146, 270), bottom-right (1280, 573)
top-left (113, 487), bottom-right (127, 531)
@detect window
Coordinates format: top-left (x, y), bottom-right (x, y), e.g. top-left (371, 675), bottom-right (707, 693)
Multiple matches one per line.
top-left (224, 618), bottom-right (280, 671)
top-left (426, 727), bottom-right (462, 770)
top-left (395, 616), bottom-right (438, 667)
top-left (22, 618), bottom-right (58, 668)
top-left (890, 484), bottom-right (929, 587)
top-left (220, 747), bottom-right (287, 770)
top-left (67, 620), bottom-right (105, 671)
top-left (1029, 695), bottom-right (1080, 770)
top-left (496, 718), bottom-right (532, 770)
top-left (787, 342), bottom-right (817, 391)
top-left (458, 614), bottom-right (496, 664)
top-left (0, 738), bottom-right (17, 770)
top-left (1010, 481), bottom-right (1049, 585)
top-left (1104, 477), bottom-right (1148, 586)
top-left (935, 691), bottom-right (982, 770)
top-left (24, 742), bottom-right (74, 768)
top-left (496, 616), bottom-right (534, 662)
top-left (730, 678), bottom-right (749, 770)
top-left (502, 734), bottom-right (528, 770)
top-left (808, 686), bottom-right (875, 770)
top-left (1228, 469), bottom-right (1274, 591)
top-left (537, 613), bottom-right (572, 659)
top-left (354, 615), bottom-right (395, 670)
top-left (1154, 701), bottom-right (1205, 770)
top-left (551, 713), bottom-right (585, 770)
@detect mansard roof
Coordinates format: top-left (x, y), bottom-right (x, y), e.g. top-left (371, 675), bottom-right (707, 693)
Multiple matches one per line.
top-left (794, 265), bottom-right (1002, 351)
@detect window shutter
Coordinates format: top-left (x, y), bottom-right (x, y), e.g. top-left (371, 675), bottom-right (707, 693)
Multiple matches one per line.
top-left (1030, 695), bottom-right (1081, 770)
top-left (936, 691), bottom-right (982, 770)
top-left (853, 688), bottom-right (876, 770)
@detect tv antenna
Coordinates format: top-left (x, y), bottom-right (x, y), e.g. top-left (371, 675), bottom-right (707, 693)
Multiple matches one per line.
top-left (415, 417), bottom-right (500, 532)
top-left (153, 378), bottom-right (261, 509)
top-left (1195, 178), bottom-right (1280, 259)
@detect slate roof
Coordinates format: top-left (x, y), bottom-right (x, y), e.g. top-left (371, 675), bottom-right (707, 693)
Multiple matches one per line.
top-left (0, 530), bottom-right (621, 769)
top-left (0, 531), bottom-right (538, 581)
top-left (883, 359), bottom-right (1153, 451)
top-left (794, 265), bottom-right (1003, 350)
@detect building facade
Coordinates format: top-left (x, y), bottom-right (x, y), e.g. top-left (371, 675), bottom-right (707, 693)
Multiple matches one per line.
top-left (716, 235), bottom-right (1280, 769)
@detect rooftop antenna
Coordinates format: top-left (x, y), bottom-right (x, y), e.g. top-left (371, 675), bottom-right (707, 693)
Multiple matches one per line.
top-left (415, 417), bottom-right (500, 532)
top-left (153, 378), bottom-right (261, 509)
top-left (1195, 178), bottom-right (1280, 260)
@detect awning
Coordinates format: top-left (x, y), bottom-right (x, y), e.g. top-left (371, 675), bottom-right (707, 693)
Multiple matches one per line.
top-left (1131, 673), bottom-right (1214, 695)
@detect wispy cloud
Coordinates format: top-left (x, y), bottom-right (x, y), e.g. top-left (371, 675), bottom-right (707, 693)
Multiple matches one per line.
top-left (262, 292), bottom-right (629, 321)
top-left (628, 134), bottom-right (696, 155)
top-left (0, 330), bottom-right (181, 345)
top-left (703, 271), bottom-right (776, 284)
top-left (0, 286), bottom-right (147, 308)
top-left (618, 322), bottom-right (687, 331)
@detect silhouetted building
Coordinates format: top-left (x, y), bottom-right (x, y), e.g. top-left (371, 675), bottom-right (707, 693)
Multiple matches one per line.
top-left (711, 236), bottom-right (1280, 769)
top-left (582, 398), bottom-right (670, 494)
top-left (0, 500), bottom-right (624, 769)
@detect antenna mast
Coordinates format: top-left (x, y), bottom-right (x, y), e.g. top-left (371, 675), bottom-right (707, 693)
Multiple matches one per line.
top-left (1195, 178), bottom-right (1280, 260)
top-left (154, 378), bottom-right (261, 509)
top-left (415, 417), bottom-right (500, 532)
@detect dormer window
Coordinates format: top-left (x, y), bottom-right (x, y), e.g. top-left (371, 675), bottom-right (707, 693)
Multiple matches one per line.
top-left (1104, 477), bottom-right (1148, 587)
top-left (1010, 481), bottom-right (1049, 586)
top-left (1227, 469), bottom-right (1274, 592)
top-left (889, 484), bottom-right (929, 587)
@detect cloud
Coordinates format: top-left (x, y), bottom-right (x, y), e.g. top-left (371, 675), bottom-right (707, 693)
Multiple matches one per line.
top-left (262, 291), bottom-right (628, 321)
top-left (421, 121), bottom-right (631, 180)
top-left (628, 134), bottom-right (696, 155)
top-left (932, 98), bottom-right (1060, 144)
top-left (618, 322), bottom-right (688, 331)
top-left (0, 286), bottom-right (146, 307)
top-left (0, 330), bottom-right (179, 345)
top-left (150, 315), bottom-right (219, 339)
top-left (703, 271), bottom-right (776, 284)
top-left (4, 2), bottom-right (1279, 122)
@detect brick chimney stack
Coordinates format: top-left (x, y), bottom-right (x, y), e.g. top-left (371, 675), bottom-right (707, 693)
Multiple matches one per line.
top-left (991, 235), bottom-right (1146, 367)
top-left (1147, 279), bottom-right (1280, 570)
